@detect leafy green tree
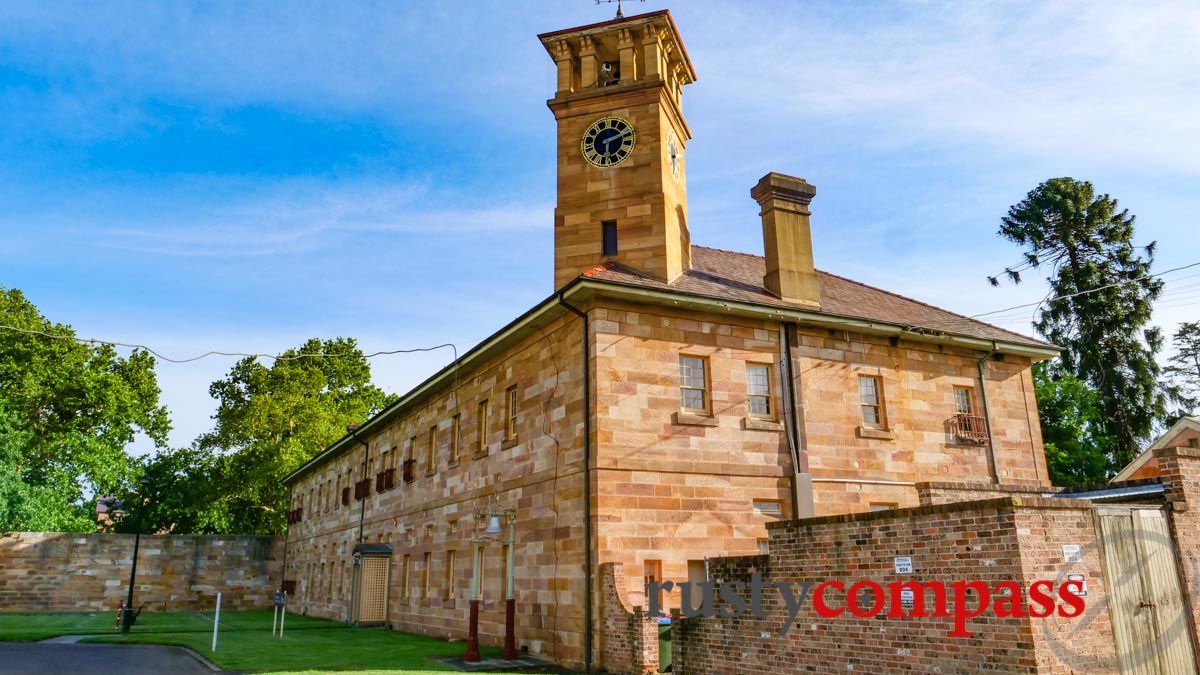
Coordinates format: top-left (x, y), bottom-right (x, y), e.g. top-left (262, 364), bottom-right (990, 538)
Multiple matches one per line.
top-left (1033, 364), bottom-right (1113, 486)
top-left (0, 403), bottom-right (93, 532)
top-left (992, 178), bottom-right (1166, 471)
top-left (0, 287), bottom-right (170, 525)
top-left (1164, 321), bottom-right (1200, 417)
top-left (196, 338), bottom-right (394, 534)
top-left (107, 446), bottom-right (227, 535)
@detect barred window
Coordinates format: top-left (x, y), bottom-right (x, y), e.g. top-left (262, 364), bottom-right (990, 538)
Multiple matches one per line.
top-left (477, 400), bottom-right (489, 453)
top-left (450, 414), bottom-right (461, 463)
top-left (505, 386), bottom-right (519, 440)
top-left (445, 550), bottom-right (456, 598)
top-left (747, 364), bottom-right (772, 417)
top-left (427, 425), bottom-right (437, 472)
top-left (859, 376), bottom-right (884, 427)
top-left (679, 356), bottom-right (709, 411)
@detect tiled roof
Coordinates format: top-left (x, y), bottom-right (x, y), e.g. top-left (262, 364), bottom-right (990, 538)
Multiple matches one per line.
top-left (583, 245), bottom-right (1055, 349)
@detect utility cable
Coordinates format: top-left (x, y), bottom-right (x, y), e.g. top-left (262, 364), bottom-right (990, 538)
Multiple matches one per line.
top-left (0, 322), bottom-right (457, 365)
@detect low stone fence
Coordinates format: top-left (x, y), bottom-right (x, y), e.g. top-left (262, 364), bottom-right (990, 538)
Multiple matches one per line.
top-left (0, 532), bottom-right (283, 612)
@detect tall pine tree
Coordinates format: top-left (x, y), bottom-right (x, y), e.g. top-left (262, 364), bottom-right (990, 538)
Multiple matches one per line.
top-left (992, 177), bottom-right (1165, 475)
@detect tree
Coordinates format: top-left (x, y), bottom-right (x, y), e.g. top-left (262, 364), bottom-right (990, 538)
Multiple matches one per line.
top-left (195, 337), bottom-right (394, 534)
top-left (992, 178), bottom-right (1165, 471)
top-left (0, 403), bottom-right (94, 532)
top-left (1033, 364), bottom-right (1113, 486)
top-left (0, 287), bottom-right (170, 526)
top-left (1164, 321), bottom-right (1200, 417)
top-left (107, 445), bottom-right (227, 535)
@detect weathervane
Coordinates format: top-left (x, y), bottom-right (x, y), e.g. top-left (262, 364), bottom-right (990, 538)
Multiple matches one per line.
top-left (596, 0), bottom-right (644, 19)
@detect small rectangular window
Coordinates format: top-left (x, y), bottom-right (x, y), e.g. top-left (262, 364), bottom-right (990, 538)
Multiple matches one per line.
top-left (601, 220), bottom-right (618, 256)
top-left (679, 355), bottom-right (709, 412)
top-left (953, 386), bottom-right (974, 415)
top-left (869, 502), bottom-right (897, 512)
top-left (422, 552), bottom-right (432, 598)
top-left (757, 539), bottom-right (770, 555)
top-left (505, 386), bottom-right (519, 440)
top-left (753, 500), bottom-right (784, 519)
top-left (427, 425), bottom-right (437, 472)
top-left (747, 364), bottom-right (773, 417)
top-left (446, 550), bottom-right (456, 598)
top-left (859, 375), bottom-right (884, 427)
top-left (477, 400), bottom-right (490, 454)
top-left (450, 414), bottom-right (461, 462)
top-left (401, 554), bottom-right (411, 598)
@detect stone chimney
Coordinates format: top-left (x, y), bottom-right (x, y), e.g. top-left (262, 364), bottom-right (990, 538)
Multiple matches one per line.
top-left (751, 172), bottom-right (820, 308)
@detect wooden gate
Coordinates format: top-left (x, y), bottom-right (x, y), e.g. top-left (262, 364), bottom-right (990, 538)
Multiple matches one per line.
top-left (1097, 505), bottom-right (1197, 674)
top-left (352, 553), bottom-right (391, 626)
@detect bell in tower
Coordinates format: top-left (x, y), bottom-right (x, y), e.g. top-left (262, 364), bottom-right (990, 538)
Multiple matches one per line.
top-left (539, 10), bottom-right (697, 290)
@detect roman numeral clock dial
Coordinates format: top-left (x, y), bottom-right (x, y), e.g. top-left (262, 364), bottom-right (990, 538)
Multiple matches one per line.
top-left (581, 116), bottom-right (636, 168)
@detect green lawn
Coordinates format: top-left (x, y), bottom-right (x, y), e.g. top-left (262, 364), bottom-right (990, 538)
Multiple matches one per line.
top-left (0, 610), bottom-right (517, 674)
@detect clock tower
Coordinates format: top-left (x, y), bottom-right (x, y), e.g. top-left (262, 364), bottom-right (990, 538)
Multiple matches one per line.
top-left (539, 10), bottom-right (697, 289)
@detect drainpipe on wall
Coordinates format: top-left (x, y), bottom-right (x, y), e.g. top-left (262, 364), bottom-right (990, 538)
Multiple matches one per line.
top-left (557, 292), bottom-right (593, 675)
top-left (977, 345), bottom-right (1001, 484)
top-left (779, 323), bottom-right (814, 519)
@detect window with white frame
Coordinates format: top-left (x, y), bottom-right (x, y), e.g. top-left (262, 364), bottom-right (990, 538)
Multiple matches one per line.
top-left (679, 355), bottom-right (709, 412)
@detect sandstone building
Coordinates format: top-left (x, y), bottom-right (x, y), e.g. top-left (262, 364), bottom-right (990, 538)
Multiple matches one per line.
top-left (281, 10), bottom-right (1057, 671)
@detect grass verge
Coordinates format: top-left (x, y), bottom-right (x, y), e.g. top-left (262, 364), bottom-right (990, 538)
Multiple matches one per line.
top-left (0, 610), bottom-right (505, 674)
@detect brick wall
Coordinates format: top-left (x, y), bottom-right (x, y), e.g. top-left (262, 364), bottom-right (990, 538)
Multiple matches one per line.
top-left (600, 563), bottom-right (659, 675)
top-left (666, 497), bottom-right (1117, 674)
top-left (1159, 446), bottom-right (1200, 642)
top-left (0, 532), bottom-right (282, 612)
top-left (917, 481), bottom-right (1056, 505)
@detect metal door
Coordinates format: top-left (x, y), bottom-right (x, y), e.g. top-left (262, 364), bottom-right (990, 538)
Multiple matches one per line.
top-left (352, 554), bottom-right (390, 626)
top-left (1097, 505), bottom-right (1196, 674)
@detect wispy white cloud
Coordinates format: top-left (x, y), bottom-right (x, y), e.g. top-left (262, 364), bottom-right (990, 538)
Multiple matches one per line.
top-left (50, 179), bottom-right (551, 257)
top-left (691, 0), bottom-right (1200, 174)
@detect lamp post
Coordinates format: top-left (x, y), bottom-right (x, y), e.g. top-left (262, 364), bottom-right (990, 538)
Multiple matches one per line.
top-left (465, 506), bottom-right (517, 662)
top-left (121, 473), bottom-right (152, 634)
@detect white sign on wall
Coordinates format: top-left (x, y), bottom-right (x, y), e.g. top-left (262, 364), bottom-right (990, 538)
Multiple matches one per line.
top-left (1063, 545), bottom-right (1082, 564)
top-left (1066, 574), bottom-right (1088, 597)
top-left (894, 556), bottom-right (913, 574)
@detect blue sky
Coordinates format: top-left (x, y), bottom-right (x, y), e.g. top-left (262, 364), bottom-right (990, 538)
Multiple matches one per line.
top-left (1, 0), bottom-right (1198, 453)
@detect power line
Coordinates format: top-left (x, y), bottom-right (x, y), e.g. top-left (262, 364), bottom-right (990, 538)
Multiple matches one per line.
top-left (900, 261), bottom-right (1200, 336)
top-left (0, 322), bottom-right (458, 365)
top-left (970, 261), bottom-right (1200, 319)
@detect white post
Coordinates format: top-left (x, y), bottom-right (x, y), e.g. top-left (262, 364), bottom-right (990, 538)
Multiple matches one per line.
top-left (272, 605), bottom-right (278, 636)
top-left (211, 592), bottom-right (221, 652)
top-left (280, 591), bottom-right (286, 637)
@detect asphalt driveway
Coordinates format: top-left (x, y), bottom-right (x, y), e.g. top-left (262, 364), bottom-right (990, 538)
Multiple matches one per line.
top-left (0, 642), bottom-right (217, 675)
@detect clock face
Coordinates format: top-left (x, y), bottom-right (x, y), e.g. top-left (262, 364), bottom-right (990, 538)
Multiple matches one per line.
top-left (582, 116), bottom-right (636, 168)
top-left (666, 130), bottom-right (681, 183)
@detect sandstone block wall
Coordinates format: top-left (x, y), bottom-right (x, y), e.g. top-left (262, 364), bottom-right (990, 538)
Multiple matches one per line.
top-left (0, 532), bottom-right (282, 612)
top-left (285, 310), bottom-right (589, 667)
top-left (591, 299), bottom-right (1050, 610)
